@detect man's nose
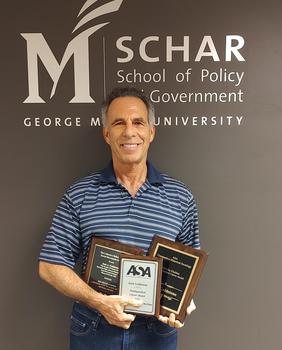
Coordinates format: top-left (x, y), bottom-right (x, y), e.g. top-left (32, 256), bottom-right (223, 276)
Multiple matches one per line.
top-left (123, 122), bottom-right (136, 137)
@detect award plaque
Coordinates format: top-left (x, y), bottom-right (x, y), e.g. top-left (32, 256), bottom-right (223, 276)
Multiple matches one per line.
top-left (149, 235), bottom-right (208, 323)
top-left (118, 255), bottom-right (162, 316)
top-left (82, 237), bottom-right (144, 295)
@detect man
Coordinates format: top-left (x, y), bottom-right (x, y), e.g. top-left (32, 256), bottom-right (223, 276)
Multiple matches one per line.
top-left (39, 86), bottom-right (200, 349)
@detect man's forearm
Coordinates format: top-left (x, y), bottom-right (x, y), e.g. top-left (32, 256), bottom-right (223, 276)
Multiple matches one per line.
top-left (39, 261), bottom-right (143, 329)
top-left (38, 261), bottom-right (103, 310)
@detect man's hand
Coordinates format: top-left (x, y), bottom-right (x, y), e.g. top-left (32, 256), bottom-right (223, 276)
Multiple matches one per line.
top-left (158, 299), bottom-right (196, 328)
top-left (97, 295), bottom-right (143, 329)
top-left (159, 313), bottom-right (184, 328)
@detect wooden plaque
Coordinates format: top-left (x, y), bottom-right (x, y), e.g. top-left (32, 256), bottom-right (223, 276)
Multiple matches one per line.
top-left (149, 235), bottom-right (208, 323)
top-left (82, 237), bottom-right (143, 295)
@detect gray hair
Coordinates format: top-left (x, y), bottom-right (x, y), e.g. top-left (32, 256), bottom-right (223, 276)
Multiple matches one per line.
top-left (101, 86), bottom-right (155, 127)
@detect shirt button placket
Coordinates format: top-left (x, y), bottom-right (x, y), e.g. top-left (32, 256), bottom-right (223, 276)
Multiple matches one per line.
top-left (128, 197), bottom-right (135, 216)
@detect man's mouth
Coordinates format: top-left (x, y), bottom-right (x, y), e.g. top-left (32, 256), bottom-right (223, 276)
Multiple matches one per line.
top-left (120, 143), bottom-right (141, 149)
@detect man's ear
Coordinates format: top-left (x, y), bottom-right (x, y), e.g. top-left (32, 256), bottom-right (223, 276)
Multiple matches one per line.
top-left (150, 126), bottom-right (156, 143)
top-left (103, 127), bottom-right (110, 145)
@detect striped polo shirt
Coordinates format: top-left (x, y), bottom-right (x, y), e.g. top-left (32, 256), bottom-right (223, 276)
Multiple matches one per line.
top-left (39, 161), bottom-right (200, 273)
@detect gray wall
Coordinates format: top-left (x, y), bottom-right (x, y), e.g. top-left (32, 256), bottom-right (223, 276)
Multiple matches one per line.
top-left (2, 0), bottom-right (282, 349)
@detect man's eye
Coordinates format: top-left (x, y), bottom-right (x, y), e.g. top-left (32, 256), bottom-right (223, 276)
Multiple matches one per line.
top-left (113, 121), bottom-right (123, 126)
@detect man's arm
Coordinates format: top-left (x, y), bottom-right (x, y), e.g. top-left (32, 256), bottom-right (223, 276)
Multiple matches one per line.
top-left (39, 261), bottom-right (142, 329)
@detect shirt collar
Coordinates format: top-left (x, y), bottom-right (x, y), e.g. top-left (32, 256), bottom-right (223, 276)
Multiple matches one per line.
top-left (99, 160), bottom-right (164, 185)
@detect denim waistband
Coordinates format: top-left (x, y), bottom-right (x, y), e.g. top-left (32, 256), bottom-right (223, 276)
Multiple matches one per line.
top-left (72, 301), bottom-right (156, 327)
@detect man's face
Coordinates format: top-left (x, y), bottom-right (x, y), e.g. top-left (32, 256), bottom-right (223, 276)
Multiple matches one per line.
top-left (103, 96), bottom-right (155, 166)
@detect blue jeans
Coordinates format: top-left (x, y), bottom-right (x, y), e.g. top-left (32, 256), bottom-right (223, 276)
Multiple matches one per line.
top-left (69, 302), bottom-right (177, 350)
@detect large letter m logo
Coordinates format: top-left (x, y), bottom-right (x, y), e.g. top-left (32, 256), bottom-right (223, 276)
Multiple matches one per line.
top-left (21, 0), bottom-right (124, 103)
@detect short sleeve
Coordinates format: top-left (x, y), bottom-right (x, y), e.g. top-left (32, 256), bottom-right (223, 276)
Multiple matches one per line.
top-left (177, 192), bottom-right (200, 249)
top-left (38, 192), bottom-right (81, 269)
